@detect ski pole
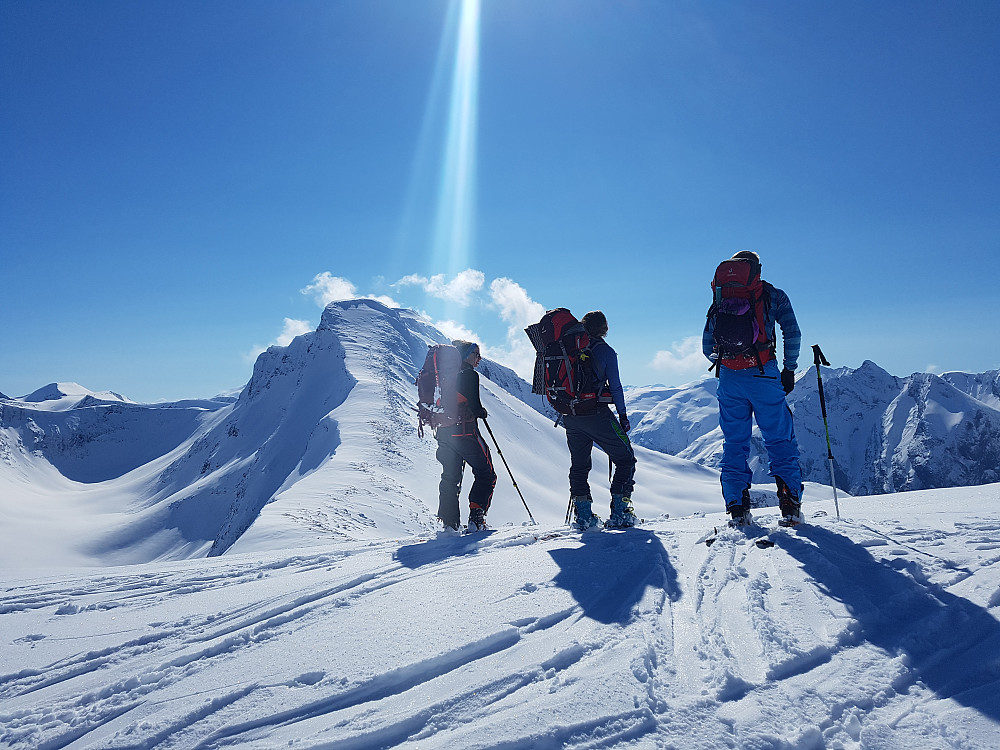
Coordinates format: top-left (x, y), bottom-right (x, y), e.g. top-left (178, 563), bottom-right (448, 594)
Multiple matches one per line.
top-left (811, 344), bottom-right (841, 520)
top-left (481, 418), bottom-right (536, 524)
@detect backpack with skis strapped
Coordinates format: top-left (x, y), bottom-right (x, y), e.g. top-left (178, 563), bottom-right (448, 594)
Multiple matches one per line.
top-left (707, 256), bottom-right (773, 373)
top-left (415, 344), bottom-right (463, 437)
top-left (524, 308), bottom-right (612, 416)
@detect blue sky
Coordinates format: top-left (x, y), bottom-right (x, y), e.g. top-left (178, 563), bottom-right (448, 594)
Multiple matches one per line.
top-left (2, 0), bottom-right (997, 402)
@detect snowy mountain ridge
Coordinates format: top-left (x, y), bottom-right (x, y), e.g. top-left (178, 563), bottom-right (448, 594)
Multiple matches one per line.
top-left (2, 299), bottom-right (996, 566)
top-left (628, 360), bottom-right (1000, 496)
top-left (0, 299), bottom-right (720, 567)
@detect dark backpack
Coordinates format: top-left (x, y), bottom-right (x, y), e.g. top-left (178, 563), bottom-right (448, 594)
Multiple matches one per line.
top-left (415, 344), bottom-right (463, 436)
top-left (708, 258), bottom-right (773, 372)
top-left (524, 308), bottom-right (611, 416)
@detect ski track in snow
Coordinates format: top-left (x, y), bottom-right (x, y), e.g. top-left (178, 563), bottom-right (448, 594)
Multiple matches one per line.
top-left (2, 509), bottom-right (1000, 749)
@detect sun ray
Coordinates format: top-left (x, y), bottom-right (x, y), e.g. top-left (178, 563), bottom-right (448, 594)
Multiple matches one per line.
top-left (432, 0), bottom-right (480, 282)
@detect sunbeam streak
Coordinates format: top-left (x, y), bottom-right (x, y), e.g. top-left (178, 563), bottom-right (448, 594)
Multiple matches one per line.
top-left (432, 0), bottom-right (480, 280)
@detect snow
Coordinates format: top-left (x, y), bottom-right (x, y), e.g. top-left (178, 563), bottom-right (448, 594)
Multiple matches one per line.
top-left (18, 382), bottom-right (134, 411)
top-left (2, 488), bottom-right (999, 749)
top-left (2, 300), bottom-right (999, 748)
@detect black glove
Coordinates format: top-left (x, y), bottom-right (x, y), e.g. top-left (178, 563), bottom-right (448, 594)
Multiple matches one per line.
top-left (478, 407), bottom-right (488, 420)
top-left (781, 368), bottom-right (795, 394)
top-left (619, 414), bottom-right (631, 433)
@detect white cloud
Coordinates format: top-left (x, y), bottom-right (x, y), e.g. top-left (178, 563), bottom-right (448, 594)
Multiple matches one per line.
top-left (396, 273), bottom-right (545, 380)
top-left (650, 336), bottom-right (707, 375)
top-left (276, 318), bottom-right (312, 346)
top-left (487, 277), bottom-right (546, 381)
top-left (245, 318), bottom-right (314, 363)
top-left (395, 269), bottom-right (485, 306)
top-left (296, 268), bottom-right (546, 382)
top-left (489, 277), bottom-right (545, 329)
top-left (433, 319), bottom-right (483, 346)
top-left (301, 273), bottom-right (358, 306)
top-left (301, 272), bottom-right (399, 309)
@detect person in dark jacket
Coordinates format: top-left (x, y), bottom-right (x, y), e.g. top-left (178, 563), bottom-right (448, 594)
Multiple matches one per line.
top-left (565, 311), bottom-right (637, 530)
top-left (703, 251), bottom-right (803, 526)
top-left (435, 341), bottom-right (497, 533)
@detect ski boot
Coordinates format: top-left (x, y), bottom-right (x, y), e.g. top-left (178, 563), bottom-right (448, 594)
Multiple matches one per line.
top-left (466, 506), bottom-right (489, 533)
top-left (605, 494), bottom-right (638, 529)
top-left (776, 477), bottom-right (803, 527)
top-left (571, 496), bottom-right (602, 531)
top-left (726, 489), bottom-right (753, 528)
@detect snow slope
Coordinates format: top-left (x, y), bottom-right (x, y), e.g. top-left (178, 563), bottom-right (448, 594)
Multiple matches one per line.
top-left (2, 486), bottom-right (999, 749)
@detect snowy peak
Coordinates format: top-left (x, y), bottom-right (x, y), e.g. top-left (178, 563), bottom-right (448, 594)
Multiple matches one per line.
top-left (629, 360), bottom-right (1000, 496)
top-left (941, 369), bottom-right (1000, 410)
top-left (1, 298), bottom-right (610, 564)
top-left (626, 379), bottom-right (720, 455)
top-left (873, 371), bottom-right (1000, 492)
top-left (17, 382), bottom-right (133, 411)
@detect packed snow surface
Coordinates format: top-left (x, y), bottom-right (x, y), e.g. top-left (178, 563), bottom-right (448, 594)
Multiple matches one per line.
top-left (2, 486), bottom-right (999, 749)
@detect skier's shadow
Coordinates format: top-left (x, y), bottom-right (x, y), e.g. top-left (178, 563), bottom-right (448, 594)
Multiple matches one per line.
top-left (776, 525), bottom-right (1000, 722)
top-left (395, 531), bottom-right (497, 569)
top-left (548, 529), bottom-right (680, 625)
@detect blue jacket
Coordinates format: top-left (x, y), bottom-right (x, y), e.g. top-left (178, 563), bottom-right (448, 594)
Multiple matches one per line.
top-left (588, 338), bottom-right (627, 416)
top-left (703, 282), bottom-right (801, 371)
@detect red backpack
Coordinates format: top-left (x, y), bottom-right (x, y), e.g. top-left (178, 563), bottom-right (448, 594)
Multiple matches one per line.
top-left (525, 308), bottom-right (611, 416)
top-left (709, 258), bottom-right (773, 372)
top-left (415, 344), bottom-right (464, 436)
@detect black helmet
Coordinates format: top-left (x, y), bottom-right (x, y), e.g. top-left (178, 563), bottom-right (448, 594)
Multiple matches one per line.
top-left (731, 250), bottom-right (760, 264)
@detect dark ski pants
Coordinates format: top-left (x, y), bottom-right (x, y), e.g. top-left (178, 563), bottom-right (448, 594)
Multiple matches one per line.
top-left (435, 423), bottom-right (497, 528)
top-left (564, 409), bottom-right (636, 500)
top-left (717, 359), bottom-right (802, 509)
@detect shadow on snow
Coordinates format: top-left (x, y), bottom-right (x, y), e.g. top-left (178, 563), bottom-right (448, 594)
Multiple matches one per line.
top-left (394, 531), bottom-right (498, 569)
top-left (778, 525), bottom-right (1000, 722)
top-left (548, 529), bottom-right (681, 625)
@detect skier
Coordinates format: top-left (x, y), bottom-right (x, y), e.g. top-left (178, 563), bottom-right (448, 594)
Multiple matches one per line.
top-left (703, 251), bottom-right (804, 526)
top-left (565, 311), bottom-right (638, 530)
top-left (435, 341), bottom-right (496, 533)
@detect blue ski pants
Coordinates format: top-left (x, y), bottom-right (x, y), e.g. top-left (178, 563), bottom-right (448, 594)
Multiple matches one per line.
top-left (717, 359), bottom-right (802, 508)
top-left (564, 408), bottom-right (636, 499)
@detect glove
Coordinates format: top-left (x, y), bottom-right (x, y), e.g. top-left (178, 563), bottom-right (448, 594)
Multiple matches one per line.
top-left (619, 414), bottom-right (631, 433)
top-left (478, 407), bottom-right (488, 420)
top-left (781, 368), bottom-right (795, 394)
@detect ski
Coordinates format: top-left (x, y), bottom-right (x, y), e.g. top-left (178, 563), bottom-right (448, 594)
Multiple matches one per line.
top-left (702, 516), bottom-right (803, 547)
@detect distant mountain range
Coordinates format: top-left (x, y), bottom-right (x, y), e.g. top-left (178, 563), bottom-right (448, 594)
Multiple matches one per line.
top-left (627, 361), bottom-right (1000, 496)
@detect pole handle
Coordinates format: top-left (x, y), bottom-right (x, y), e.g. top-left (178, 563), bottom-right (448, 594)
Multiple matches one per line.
top-left (812, 344), bottom-right (831, 367)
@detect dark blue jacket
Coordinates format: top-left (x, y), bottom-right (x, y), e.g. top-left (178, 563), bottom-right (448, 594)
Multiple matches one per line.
top-left (588, 338), bottom-right (627, 416)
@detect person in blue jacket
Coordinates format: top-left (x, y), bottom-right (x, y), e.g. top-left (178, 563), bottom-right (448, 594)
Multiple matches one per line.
top-left (703, 251), bottom-right (804, 526)
top-left (565, 310), bottom-right (638, 530)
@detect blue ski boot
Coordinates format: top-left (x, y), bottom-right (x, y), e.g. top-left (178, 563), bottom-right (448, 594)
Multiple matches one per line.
top-left (572, 496), bottom-right (602, 531)
top-left (605, 494), bottom-right (638, 528)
